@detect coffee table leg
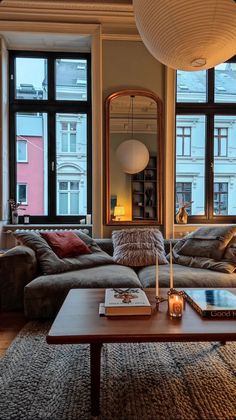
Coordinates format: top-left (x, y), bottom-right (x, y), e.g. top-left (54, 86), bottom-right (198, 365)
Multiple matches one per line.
top-left (90, 342), bottom-right (103, 416)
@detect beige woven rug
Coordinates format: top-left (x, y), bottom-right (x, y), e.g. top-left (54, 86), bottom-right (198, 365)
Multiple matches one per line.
top-left (0, 321), bottom-right (236, 420)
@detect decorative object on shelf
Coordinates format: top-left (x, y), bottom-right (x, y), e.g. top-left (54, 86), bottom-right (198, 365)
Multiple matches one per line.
top-left (116, 95), bottom-right (149, 174)
top-left (176, 201), bottom-right (193, 224)
top-left (168, 289), bottom-right (185, 318)
top-left (23, 215), bottom-right (30, 224)
top-left (114, 205), bottom-right (125, 221)
top-left (8, 199), bottom-right (26, 225)
top-left (133, 0), bottom-right (236, 71)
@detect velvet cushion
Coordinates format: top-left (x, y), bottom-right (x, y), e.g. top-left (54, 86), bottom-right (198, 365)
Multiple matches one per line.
top-left (112, 228), bottom-right (168, 267)
top-left (177, 225), bottom-right (236, 260)
top-left (172, 226), bottom-right (236, 273)
top-left (40, 231), bottom-right (91, 258)
top-left (13, 230), bottom-right (114, 275)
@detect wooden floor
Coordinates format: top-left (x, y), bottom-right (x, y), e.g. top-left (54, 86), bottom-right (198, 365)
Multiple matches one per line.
top-left (0, 312), bottom-right (27, 357)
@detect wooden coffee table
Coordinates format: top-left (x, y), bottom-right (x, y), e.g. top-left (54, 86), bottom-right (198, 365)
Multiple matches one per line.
top-left (46, 288), bottom-right (236, 416)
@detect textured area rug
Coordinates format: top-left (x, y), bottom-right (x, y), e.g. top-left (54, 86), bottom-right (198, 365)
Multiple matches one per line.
top-left (0, 322), bottom-right (236, 420)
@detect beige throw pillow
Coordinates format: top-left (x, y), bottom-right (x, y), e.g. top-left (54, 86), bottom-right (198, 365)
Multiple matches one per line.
top-left (112, 228), bottom-right (168, 267)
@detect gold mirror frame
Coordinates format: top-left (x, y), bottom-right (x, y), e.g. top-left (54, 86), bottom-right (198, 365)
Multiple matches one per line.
top-left (105, 89), bottom-right (163, 226)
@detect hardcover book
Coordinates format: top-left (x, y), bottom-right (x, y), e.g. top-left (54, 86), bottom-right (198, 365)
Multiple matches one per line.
top-left (184, 289), bottom-right (236, 318)
top-left (104, 288), bottom-right (152, 316)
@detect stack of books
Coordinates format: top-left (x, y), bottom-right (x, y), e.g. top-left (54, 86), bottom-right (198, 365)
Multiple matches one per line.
top-left (100, 288), bottom-right (152, 316)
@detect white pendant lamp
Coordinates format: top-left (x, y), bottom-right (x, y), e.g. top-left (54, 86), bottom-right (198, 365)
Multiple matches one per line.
top-left (116, 95), bottom-right (149, 174)
top-left (116, 139), bottom-right (149, 174)
top-left (133, 0), bottom-right (236, 71)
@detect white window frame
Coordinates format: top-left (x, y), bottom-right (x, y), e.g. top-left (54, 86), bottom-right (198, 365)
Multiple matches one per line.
top-left (17, 139), bottom-right (28, 162)
top-left (17, 183), bottom-right (28, 204)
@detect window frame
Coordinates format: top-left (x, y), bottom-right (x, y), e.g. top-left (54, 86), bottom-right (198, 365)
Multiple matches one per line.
top-left (17, 183), bottom-right (28, 205)
top-left (175, 56), bottom-right (236, 224)
top-left (9, 50), bottom-right (92, 224)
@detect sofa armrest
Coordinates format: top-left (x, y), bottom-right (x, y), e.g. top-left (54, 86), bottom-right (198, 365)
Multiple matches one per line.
top-left (0, 245), bottom-right (38, 311)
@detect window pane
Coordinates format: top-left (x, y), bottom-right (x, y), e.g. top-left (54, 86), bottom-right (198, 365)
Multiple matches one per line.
top-left (56, 113), bottom-right (87, 215)
top-left (17, 184), bottom-right (27, 204)
top-left (213, 115), bottom-right (236, 215)
top-left (70, 134), bottom-right (76, 152)
top-left (17, 140), bottom-right (27, 162)
top-left (15, 58), bottom-right (47, 100)
top-left (59, 193), bottom-right (68, 214)
top-left (176, 115), bottom-right (206, 215)
top-left (55, 59), bottom-right (87, 101)
top-left (215, 63), bottom-right (236, 103)
top-left (16, 112), bottom-right (48, 216)
top-left (176, 70), bottom-right (207, 103)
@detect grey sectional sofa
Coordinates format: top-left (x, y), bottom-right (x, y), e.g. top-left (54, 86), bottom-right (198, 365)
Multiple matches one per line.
top-left (1, 237), bottom-right (236, 319)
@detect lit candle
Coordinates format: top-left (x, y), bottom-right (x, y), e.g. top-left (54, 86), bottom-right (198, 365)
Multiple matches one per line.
top-left (169, 241), bottom-right (174, 289)
top-left (156, 253), bottom-right (159, 297)
top-left (168, 293), bottom-right (183, 318)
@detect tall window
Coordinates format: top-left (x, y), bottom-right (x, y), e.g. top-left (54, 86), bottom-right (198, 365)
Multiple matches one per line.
top-left (176, 127), bottom-right (191, 156)
top-left (9, 51), bottom-right (91, 223)
top-left (176, 57), bottom-right (236, 222)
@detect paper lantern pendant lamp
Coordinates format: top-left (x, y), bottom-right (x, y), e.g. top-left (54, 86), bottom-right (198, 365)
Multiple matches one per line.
top-left (116, 139), bottom-right (149, 174)
top-left (133, 0), bottom-right (236, 71)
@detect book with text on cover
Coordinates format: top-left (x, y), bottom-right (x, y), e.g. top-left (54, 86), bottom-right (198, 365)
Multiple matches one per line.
top-left (104, 288), bottom-right (152, 316)
top-left (184, 289), bottom-right (236, 318)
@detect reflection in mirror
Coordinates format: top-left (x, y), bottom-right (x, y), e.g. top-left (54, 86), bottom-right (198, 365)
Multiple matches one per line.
top-left (105, 90), bottom-right (163, 225)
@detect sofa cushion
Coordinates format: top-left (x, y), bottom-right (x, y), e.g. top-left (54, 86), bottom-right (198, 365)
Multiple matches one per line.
top-left (112, 228), bottom-right (168, 267)
top-left (41, 231), bottom-right (92, 258)
top-left (24, 265), bottom-right (142, 318)
top-left (138, 264), bottom-right (236, 289)
top-left (177, 226), bottom-right (236, 260)
top-left (13, 230), bottom-right (114, 275)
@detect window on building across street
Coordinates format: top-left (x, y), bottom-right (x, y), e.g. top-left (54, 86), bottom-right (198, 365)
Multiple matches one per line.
top-left (17, 140), bottom-right (28, 162)
top-left (176, 126), bottom-right (191, 156)
top-left (17, 183), bottom-right (27, 204)
top-left (214, 182), bottom-right (228, 215)
top-left (175, 57), bottom-right (236, 222)
top-left (176, 182), bottom-right (192, 215)
top-left (214, 127), bottom-right (228, 157)
top-left (9, 51), bottom-right (91, 223)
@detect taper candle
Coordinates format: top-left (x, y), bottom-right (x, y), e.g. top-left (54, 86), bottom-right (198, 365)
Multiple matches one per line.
top-left (169, 241), bottom-right (174, 289)
top-left (156, 253), bottom-right (159, 297)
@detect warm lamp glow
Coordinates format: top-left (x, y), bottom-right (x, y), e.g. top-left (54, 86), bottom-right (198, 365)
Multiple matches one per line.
top-left (133, 0), bottom-right (236, 71)
top-left (116, 139), bottom-right (149, 174)
top-left (114, 205), bottom-right (125, 221)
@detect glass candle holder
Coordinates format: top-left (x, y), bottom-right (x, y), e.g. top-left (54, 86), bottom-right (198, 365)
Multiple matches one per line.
top-left (168, 290), bottom-right (184, 318)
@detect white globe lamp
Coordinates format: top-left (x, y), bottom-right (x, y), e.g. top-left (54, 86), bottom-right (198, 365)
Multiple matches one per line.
top-left (133, 0), bottom-right (236, 71)
top-left (116, 139), bottom-right (149, 174)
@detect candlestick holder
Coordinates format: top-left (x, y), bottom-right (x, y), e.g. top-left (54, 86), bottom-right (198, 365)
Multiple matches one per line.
top-left (167, 289), bottom-right (185, 318)
top-left (155, 295), bottom-right (168, 311)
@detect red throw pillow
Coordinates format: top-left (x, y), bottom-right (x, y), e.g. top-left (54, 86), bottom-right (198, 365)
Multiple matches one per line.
top-left (41, 231), bottom-right (92, 259)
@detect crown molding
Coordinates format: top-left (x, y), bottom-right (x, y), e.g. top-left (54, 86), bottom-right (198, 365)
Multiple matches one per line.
top-left (0, 1), bottom-right (139, 40)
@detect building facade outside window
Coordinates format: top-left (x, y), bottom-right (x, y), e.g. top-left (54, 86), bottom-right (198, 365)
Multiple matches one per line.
top-left (175, 57), bottom-right (236, 222)
top-left (9, 51), bottom-right (91, 223)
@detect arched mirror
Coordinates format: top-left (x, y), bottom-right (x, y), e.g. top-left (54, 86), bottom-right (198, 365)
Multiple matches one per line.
top-left (105, 89), bottom-right (163, 225)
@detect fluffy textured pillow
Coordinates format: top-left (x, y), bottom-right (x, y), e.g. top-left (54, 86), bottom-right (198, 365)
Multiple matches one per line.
top-left (13, 230), bottom-right (114, 275)
top-left (112, 228), bottom-right (168, 267)
top-left (40, 231), bottom-right (92, 258)
top-left (172, 226), bottom-right (236, 273)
